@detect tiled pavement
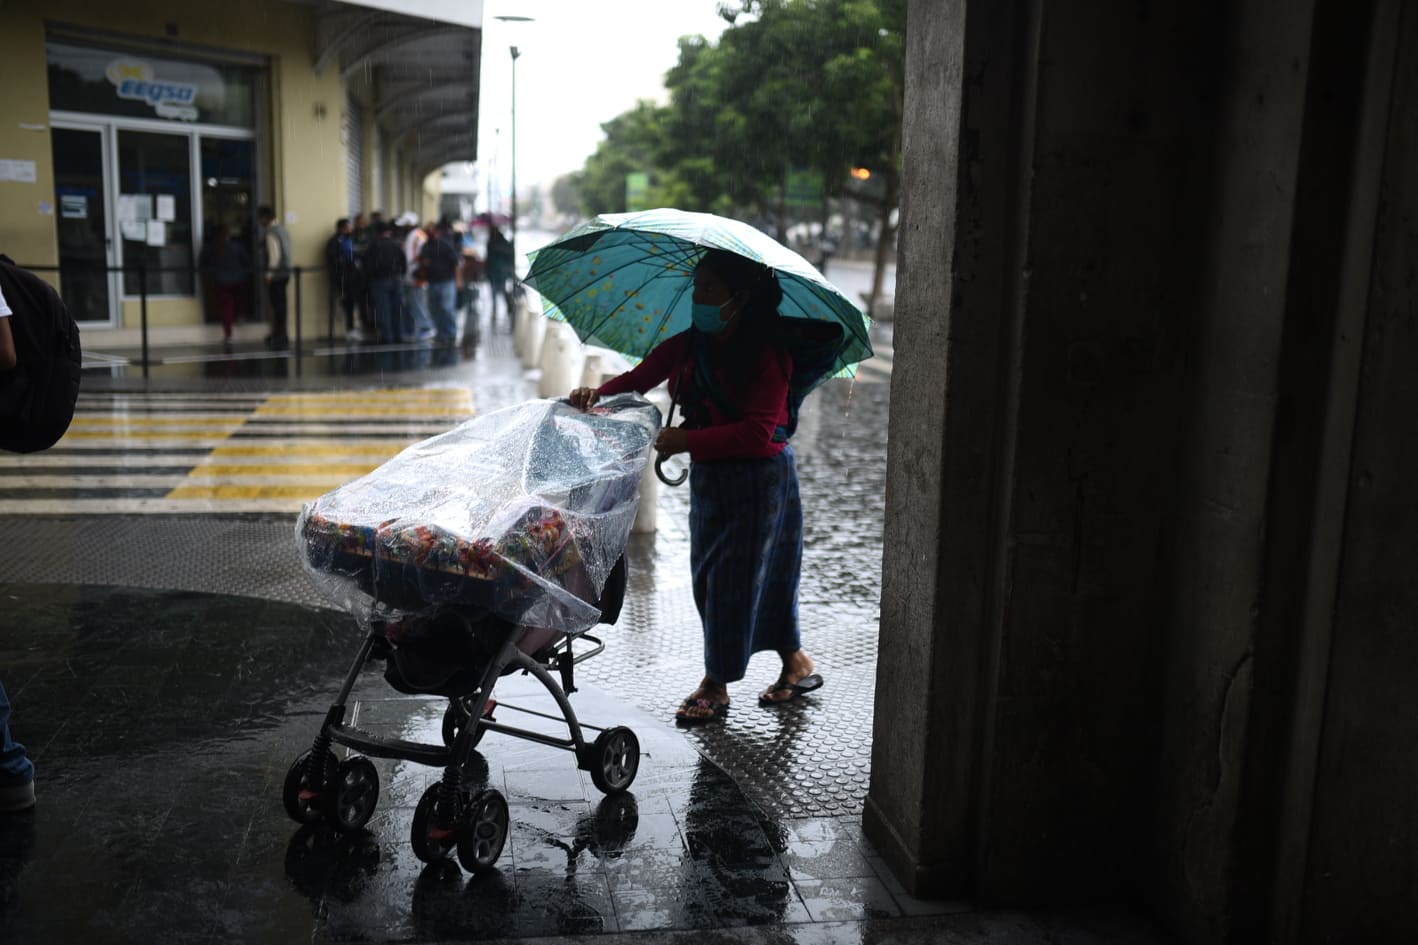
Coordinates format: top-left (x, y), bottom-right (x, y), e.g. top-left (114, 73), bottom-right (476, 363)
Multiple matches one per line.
top-left (0, 323), bottom-right (1167, 944)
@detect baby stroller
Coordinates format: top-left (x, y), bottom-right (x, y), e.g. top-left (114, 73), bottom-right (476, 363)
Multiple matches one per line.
top-left (282, 394), bottom-right (661, 874)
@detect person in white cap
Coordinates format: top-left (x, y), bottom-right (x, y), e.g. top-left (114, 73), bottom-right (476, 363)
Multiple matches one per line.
top-left (401, 215), bottom-right (436, 341)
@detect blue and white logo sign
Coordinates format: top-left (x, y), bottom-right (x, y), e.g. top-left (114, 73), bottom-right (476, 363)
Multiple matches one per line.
top-left (106, 59), bottom-right (199, 121)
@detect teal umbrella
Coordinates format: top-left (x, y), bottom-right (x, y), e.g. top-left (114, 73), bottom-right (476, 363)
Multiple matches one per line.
top-left (523, 208), bottom-right (874, 391)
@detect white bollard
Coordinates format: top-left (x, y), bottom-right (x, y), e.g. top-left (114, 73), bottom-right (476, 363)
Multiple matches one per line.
top-left (513, 292), bottom-right (536, 357)
top-left (538, 320), bottom-right (583, 398)
top-left (520, 313), bottom-right (545, 370)
top-left (632, 452), bottom-right (659, 534)
top-left (580, 353), bottom-right (604, 390)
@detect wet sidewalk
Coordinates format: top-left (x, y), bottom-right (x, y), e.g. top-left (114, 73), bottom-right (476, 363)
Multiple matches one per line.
top-left (0, 316), bottom-right (1165, 944)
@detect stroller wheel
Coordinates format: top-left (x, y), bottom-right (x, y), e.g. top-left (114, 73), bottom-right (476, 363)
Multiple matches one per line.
top-left (282, 750), bottom-right (338, 825)
top-left (411, 783), bottom-right (457, 864)
top-left (587, 726), bottom-right (640, 794)
top-left (442, 697), bottom-right (492, 749)
top-left (331, 756), bottom-right (380, 832)
top-left (456, 788), bottom-right (509, 873)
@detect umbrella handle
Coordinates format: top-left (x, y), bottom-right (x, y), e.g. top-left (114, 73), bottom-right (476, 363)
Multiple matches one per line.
top-left (655, 452), bottom-right (687, 487)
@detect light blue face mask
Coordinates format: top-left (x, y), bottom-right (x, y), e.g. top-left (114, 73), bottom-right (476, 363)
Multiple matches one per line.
top-left (692, 300), bottom-right (731, 334)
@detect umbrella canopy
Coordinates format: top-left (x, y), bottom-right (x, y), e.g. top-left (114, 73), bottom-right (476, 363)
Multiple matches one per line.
top-left (523, 208), bottom-right (874, 390)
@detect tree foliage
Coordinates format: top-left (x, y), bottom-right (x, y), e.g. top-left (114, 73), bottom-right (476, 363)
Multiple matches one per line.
top-left (576, 0), bottom-right (903, 222)
top-left (572, 0), bottom-right (904, 307)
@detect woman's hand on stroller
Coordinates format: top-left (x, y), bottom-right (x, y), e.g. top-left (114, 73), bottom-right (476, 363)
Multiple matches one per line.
top-left (568, 387), bottom-right (600, 410)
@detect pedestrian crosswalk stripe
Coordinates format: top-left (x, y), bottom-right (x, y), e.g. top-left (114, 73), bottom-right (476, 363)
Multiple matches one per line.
top-left (0, 386), bottom-right (474, 514)
top-left (185, 463), bottom-right (383, 478)
top-left (208, 442), bottom-right (411, 458)
top-left (66, 415), bottom-right (250, 426)
top-left (54, 431), bottom-right (241, 440)
top-left (165, 483), bottom-right (361, 500)
top-left (251, 404), bottom-right (474, 417)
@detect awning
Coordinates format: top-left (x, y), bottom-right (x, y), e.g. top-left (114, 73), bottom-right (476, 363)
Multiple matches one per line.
top-left (300, 0), bottom-right (482, 177)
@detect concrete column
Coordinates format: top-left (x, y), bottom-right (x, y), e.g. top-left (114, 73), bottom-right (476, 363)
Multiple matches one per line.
top-left (870, 0), bottom-right (1321, 922)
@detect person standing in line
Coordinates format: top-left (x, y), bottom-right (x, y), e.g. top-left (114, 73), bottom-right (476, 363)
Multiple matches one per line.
top-left (0, 285), bottom-right (37, 812)
top-left (324, 217), bottom-right (359, 341)
top-left (350, 212), bottom-right (374, 340)
top-left (400, 215), bottom-right (433, 342)
top-left (419, 219), bottom-right (462, 346)
top-left (200, 225), bottom-right (250, 352)
top-left (258, 205), bottom-right (292, 350)
top-left (363, 221), bottom-right (407, 343)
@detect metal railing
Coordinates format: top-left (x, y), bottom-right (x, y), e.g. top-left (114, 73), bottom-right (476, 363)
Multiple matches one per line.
top-left (17, 262), bottom-right (315, 378)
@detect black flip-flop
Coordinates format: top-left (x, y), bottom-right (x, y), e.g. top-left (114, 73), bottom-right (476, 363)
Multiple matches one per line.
top-left (758, 673), bottom-right (825, 707)
top-left (676, 697), bottom-right (730, 726)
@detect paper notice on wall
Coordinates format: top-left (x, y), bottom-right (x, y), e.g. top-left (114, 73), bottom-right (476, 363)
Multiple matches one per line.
top-left (156, 194), bottom-right (176, 222)
top-left (118, 194), bottom-right (153, 224)
top-left (145, 220), bottom-right (166, 246)
top-left (60, 194), bottom-right (88, 219)
top-left (120, 220), bottom-right (147, 241)
top-left (0, 159), bottom-right (37, 183)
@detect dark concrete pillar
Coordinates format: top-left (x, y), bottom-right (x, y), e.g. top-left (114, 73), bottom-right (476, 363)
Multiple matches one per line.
top-left (868, 0), bottom-right (1225, 902)
top-left (871, 0), bottom-right (1416, 942)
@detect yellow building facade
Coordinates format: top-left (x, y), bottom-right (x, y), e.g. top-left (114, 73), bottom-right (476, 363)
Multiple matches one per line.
top-left (0, 0), bottom-right (481, 344)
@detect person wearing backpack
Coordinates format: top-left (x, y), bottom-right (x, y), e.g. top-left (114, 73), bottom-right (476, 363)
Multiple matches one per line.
top-left (0, 291), bottom-right (34, 812)
top-left (0, 285), bottom-right (13, 372)
top-left (0, 677), bottom-right (34, 812)
top-left (3, 257), bottom-right (80, 815)
top-left (0, 255), bottom-right (81, 453)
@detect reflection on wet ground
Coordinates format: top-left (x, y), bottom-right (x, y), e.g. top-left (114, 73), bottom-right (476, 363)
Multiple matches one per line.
top-left (0, 584), bottom-right (944, 943)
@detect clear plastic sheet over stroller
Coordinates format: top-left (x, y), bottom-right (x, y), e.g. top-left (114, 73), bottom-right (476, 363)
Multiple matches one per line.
top-left (282, 393), bottom-right (660, 873)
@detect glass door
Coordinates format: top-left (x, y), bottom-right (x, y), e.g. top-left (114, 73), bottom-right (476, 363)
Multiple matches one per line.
top-left (199, 136), bottom-right (257, 328)
top-left (116, 129), bottom-right (194, 297)
top-left (51, 123), bottom-right (117, 325)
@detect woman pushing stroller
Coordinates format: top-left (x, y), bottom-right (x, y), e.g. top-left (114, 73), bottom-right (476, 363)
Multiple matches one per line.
top-left (569, 249), bottom-right (824, 724)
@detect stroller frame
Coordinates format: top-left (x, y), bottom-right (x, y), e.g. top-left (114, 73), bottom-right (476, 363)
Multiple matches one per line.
top-left (281, 604), bottom-right (640, 875)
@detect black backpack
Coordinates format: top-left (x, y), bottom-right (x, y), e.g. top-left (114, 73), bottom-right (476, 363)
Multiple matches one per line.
top-left (0, 255), bottom-right (82, 453)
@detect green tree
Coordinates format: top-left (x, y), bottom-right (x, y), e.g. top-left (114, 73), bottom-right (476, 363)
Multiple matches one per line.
top-left (573, 0), bottom-right (905, 314)
top-left (575, 100), bottom-right (671, 216)
top-left (710, 0), bottom-right (905, 311)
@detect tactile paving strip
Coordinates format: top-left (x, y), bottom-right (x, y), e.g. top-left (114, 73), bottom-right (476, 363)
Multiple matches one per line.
top-left (0, 332), bottom-right (890, 821)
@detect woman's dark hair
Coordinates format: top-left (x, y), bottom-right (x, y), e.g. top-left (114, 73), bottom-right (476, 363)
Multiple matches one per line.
top-left (698, 249), bottom-right (783, 327)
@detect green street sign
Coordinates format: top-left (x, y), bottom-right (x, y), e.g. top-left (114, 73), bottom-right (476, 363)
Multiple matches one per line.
top-left (625, 172), bottom-right (650, 211)
top-left (786, 168), bottom-right (824, 209)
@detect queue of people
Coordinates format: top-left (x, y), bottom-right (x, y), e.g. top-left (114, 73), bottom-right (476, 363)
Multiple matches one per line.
top-left (198, 210), bottom-right (507, 352)
top-left (324, 212), bottom-right (504, 348)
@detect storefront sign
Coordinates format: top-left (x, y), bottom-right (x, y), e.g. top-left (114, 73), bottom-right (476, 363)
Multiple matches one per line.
top-left (106, 59), bottom-right (200, 121)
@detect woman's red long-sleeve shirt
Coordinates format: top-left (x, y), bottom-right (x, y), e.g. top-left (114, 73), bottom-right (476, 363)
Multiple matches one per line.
top-left (596, 331), bottom-right (793, 461)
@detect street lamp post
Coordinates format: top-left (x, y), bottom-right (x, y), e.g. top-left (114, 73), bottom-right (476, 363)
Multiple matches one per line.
top-left (494, 15), bottom-right (534, 254)
top-left (510, 44), bottom-right (520, 250)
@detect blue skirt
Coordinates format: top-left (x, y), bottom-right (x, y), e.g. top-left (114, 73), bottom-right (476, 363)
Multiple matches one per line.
top-left (689, 446), bottom-right (803, 683)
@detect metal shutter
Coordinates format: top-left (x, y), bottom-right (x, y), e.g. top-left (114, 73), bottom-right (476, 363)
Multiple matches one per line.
top-left (345, 97), bottom-right (364, 216)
